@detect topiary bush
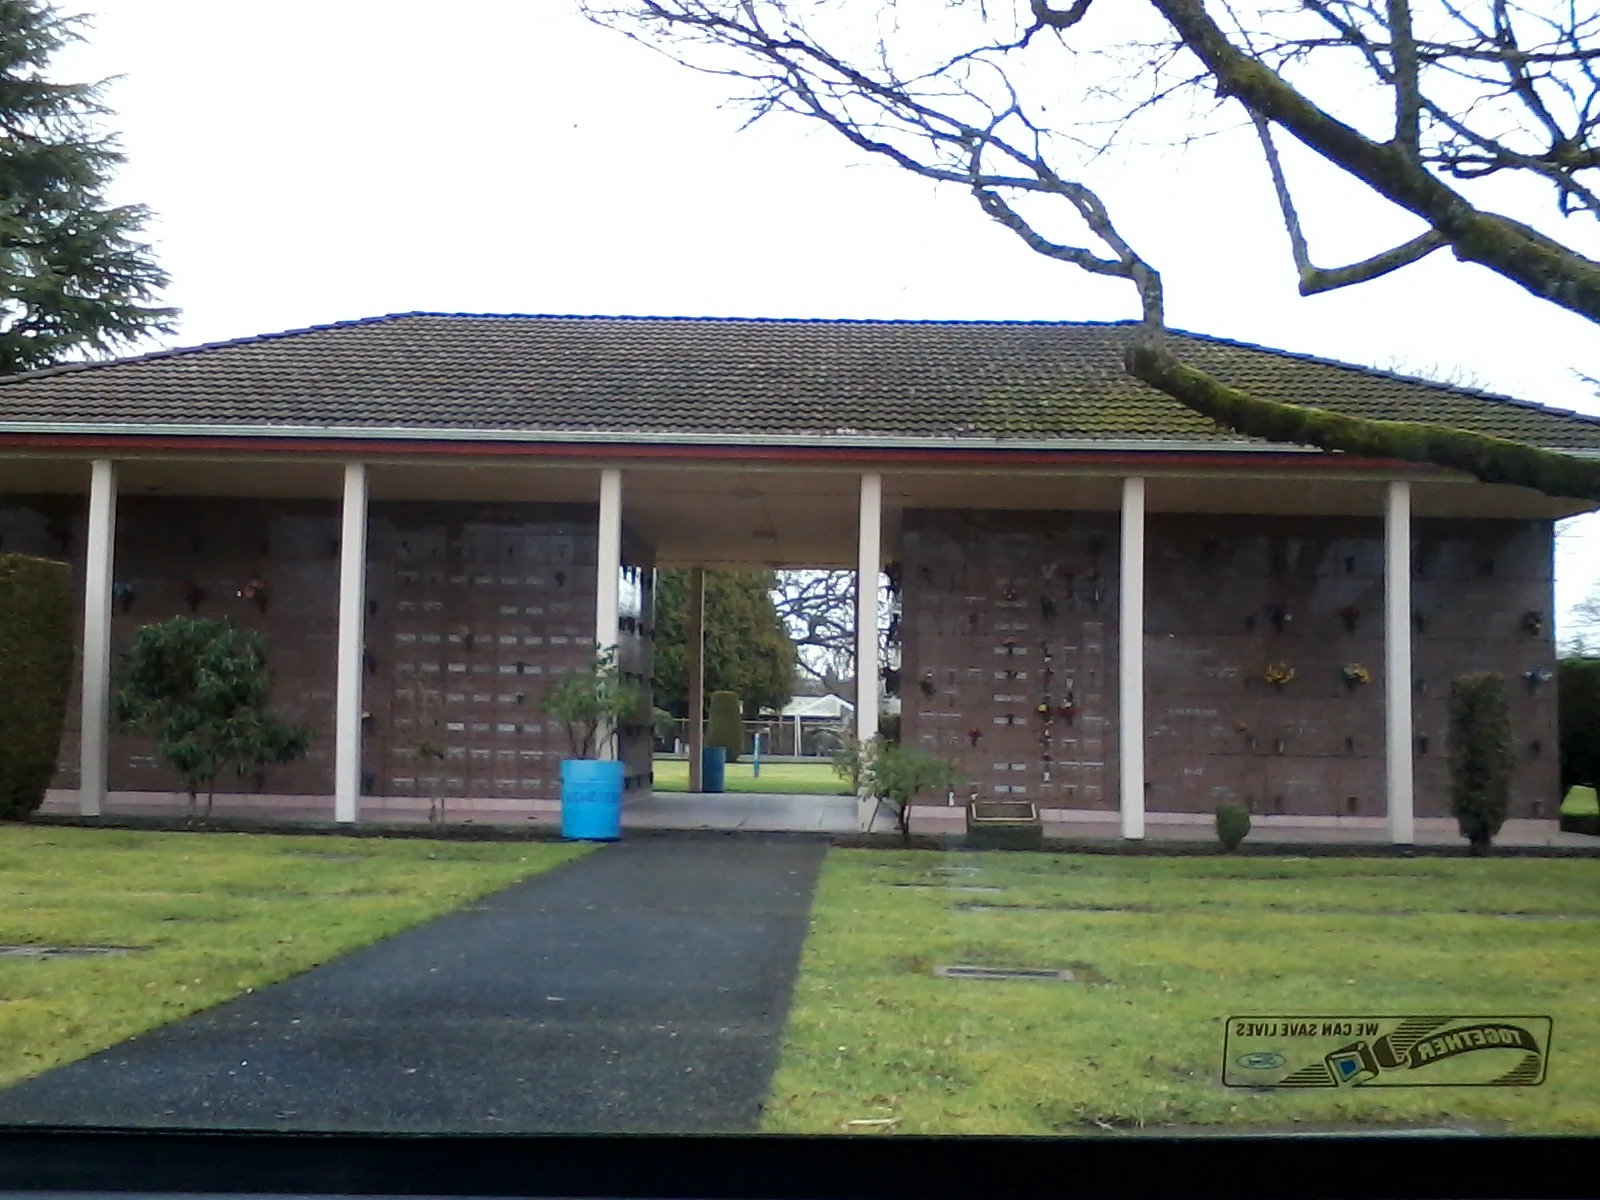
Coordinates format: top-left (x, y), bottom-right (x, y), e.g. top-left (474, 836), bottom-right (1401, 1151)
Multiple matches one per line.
top-left (1558, 656), bottom-right (1600, 799)
top-left (0, 554), bottom-right (74, 821)
top-left (707, 689), bottom-right (743, 763)
top-left (1448, 671), bottom-right (1515, 855)
top-left (1215, 802), bottom-right (1251, 852)
top-left (1561, 785), bottom-right (1599, 837)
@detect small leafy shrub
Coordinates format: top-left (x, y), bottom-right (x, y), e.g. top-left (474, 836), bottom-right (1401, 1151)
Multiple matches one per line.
top-left (834, 734), bottom-right (956, 841)
top-left (1448, 671), bottom-right (1514, 855)
top-left (707, 689), bottom-right (743, 762)
top-left (0, 554), bottom-right (73, 820)
top-left (541, 647), bottom-right (644, 759)
top-left (1215, 802), bottom-right (1251, 852)
top-left (114, 616), bottom-right (310, 821)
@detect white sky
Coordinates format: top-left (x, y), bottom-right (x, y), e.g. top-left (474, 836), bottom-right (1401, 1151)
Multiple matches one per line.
top-left (53, 0), bottom-right (1600, 633)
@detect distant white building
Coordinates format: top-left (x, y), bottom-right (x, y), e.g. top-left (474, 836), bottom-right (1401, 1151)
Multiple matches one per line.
top-left (770, 693), bottom-right (854, 756)
top-left (778, 694), bottom-right (854, 721)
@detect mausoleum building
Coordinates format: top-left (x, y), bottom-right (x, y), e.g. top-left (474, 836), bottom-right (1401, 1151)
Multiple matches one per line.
top-left (2, 312), bottom-right (1596, 840)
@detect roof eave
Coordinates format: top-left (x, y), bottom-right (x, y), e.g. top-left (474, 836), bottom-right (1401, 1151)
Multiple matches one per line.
top-left (0, 419), bottom-right (1325, 454)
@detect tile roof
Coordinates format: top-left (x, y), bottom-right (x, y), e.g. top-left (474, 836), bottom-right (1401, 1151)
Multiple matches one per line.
top-left (0, 312), bottom-right (1597, 451)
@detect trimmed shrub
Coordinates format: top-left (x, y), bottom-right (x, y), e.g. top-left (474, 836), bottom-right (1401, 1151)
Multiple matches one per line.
top-left (707, 690), bottom-right (743, 763)
top-left (1448, 672), bottom-right (1514, 855)
top-left (1558, 656), bottom-right (1600, 797)
top-left (0, 554), bottom-right (74, 821)
top-left (1215, 802), bottom-right (1251, 852)
top-left (878, 711), bottom-right (901, 745)
top-left (1561, 785), bottom-right (1599, 837)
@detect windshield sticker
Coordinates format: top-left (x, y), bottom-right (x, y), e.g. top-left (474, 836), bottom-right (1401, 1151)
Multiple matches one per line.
top-left (1223, 1016), bottom-right (1552, 1087)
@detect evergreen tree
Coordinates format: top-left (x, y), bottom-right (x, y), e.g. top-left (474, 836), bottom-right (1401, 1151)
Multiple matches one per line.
top-left (0, 1), bottom-right (174, 375)
top-left (653, 569), bottom-right (796, 718)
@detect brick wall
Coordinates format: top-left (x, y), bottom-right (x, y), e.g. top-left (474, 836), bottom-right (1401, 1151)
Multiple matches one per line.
top-left (2, 494), bottom-right (652, 805)
top-left (900, 509), bottom-right (1121, 810)
top-left (900, 508), bottom-right (1558, 818)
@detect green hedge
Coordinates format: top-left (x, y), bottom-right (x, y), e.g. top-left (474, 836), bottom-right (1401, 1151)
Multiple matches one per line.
top-left (1448, 672), bottom-right (1514, 854)
top-left (1215, 802), bottom-right (1251, 852)
top-left (1559, 657), bottom-right (1600, 796)
top-left (0, 554), bottom-right (74, 820)
top-left (707, 690), bottom-right (742, 763)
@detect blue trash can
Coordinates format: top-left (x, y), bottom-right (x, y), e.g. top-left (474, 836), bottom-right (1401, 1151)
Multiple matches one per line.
top-left (701, 746), bottom-right (727, 793)
top-left (560, 759), bottom-right (624, 840)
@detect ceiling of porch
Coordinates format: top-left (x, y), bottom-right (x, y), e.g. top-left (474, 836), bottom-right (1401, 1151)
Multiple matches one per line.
top-left (0, 452), bottom-right (1587, 569)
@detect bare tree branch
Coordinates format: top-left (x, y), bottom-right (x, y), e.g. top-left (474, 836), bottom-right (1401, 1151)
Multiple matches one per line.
top-left (1125, 339), bottom-right (1600, 500)
top-left (582, 1), bottom-right (1600, 504)
top-left (1150, 0), bottom-right (1600, 321)
top-left (1032, 1), bottom-right (1096, 30)
top-left (1251, 109), bottom-right (1447, 292)
top-left (1388, 0), bottom-right (1423, 157)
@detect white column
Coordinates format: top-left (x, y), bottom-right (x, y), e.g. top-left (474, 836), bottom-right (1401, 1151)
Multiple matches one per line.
top-left (686, 565), bottom-right (706, 790)
top-left (856, 473), bottom-right (882, 831)
top-left (1119, 477), bottom-right (1146, 841)
top-left (1385, 480), bottom-right (1415, 845)
top-left (78, 459), bottom-right (117, 817)
top-left (334, 463), bottom-right (369, 824)
top-left (595, 469), bottom-right (623, 653)
top-left (594, 468), bottom-right (623, 760)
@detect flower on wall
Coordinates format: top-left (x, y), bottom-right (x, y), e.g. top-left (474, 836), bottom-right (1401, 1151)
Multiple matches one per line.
top-left (1341, 663), bottom-right (1372, 688)
top-left (237, 577), bottom-right (268, 614)
top-left (1521, 610), bottom-right (1545, 636)
top-left (1263, 662), bottom-right (1295, 687)
top-left (1338, 604), bottom-right (1361, 633)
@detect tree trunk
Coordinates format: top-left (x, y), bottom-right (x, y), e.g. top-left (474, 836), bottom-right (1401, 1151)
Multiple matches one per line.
top-left (1125, 342), bottom-right (1600, 502)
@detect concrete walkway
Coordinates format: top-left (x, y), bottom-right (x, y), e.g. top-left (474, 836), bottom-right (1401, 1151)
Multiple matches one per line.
top-left (0, 837), bottom-right (827, 1133)
top-left (38, 788), bottom-right (1595, 847)
top-left (625, 790), bottom-right (858, 833)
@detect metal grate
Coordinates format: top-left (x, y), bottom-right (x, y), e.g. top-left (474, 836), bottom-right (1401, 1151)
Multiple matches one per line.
top-left (934, 964), bottom-right (1075, 981)
top-left (0, 945), bottom-right (140, 959)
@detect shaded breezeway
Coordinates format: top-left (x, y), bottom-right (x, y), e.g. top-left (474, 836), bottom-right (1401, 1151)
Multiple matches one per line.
top-left (0, 836), bottom-right (826, 1133)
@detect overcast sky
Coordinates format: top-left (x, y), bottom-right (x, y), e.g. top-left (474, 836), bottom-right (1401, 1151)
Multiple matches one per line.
top-left (53, 0), bottom-right (1600, 631)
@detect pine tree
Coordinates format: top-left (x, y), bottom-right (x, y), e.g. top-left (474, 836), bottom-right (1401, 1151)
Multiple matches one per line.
top-left (0, 1), bottom-right (174, 375)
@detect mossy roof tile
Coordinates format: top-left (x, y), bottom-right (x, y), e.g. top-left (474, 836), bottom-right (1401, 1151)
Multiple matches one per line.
top-left (0, 312), bottom-right (1595, 451)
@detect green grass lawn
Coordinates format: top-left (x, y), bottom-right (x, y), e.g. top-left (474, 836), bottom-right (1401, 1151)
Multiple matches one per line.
top-left (651, 757), bottom-right (851, 795)
top-left (763, 850), bottom-right (1600, 1135)
top-left (0, 825), bottom-right (589, 1089)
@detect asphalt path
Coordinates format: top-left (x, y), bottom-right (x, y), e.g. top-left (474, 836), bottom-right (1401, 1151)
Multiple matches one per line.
top-left (0, 834), bottom-right (827, 1133)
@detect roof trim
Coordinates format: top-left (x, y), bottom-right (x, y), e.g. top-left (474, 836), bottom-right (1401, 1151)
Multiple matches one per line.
top-left (0, 418), bottom-right (1308, 453)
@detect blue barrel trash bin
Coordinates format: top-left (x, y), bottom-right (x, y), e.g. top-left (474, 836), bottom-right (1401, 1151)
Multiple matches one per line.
top-left (560, 759), bottom-right (624, 841)
top-left (701, 746), bottom-right (727, 794)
